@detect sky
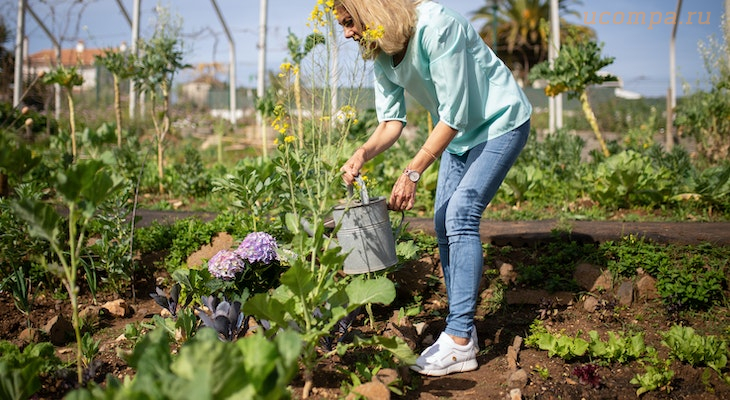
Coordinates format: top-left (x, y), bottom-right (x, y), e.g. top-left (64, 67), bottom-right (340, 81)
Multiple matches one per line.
top-left (4, 0), bottom-right (727, 98)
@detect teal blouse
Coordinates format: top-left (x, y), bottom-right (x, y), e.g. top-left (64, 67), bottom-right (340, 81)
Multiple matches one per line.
top-left (373, 0), bottom-right (533, 155)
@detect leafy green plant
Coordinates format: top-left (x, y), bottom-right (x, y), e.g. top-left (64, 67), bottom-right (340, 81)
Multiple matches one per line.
top-left (245, 252), bottom-right (413, 398)
top-left (80, 332), bottom-right (100, 368)
top-left (630, 359), bottom-right (674, 396)
top-left (662, 325), bottom-right (729, 376)
top-left (588, 150), bottom-right (674, 209)
top-left (601, 234), bottom-right (672, 278)
top-left (67, 327), bottom-right (302, 400)
top-left (656, 256), bottom-right (725, 311)
top-left (11, 159), bottom-right (123, 383)
top-left (587, 330), bottom-right (648, 364)
top-left (166, 146), bottom-right (212, 198)
top-left (87, 187), bottom-right (135, 295)
top-left (517, 231), bottom-right (595, 292)
top-left (0, 341), bottom-right (62, 400)
top-left (212, 158), bottom-right (283, 232)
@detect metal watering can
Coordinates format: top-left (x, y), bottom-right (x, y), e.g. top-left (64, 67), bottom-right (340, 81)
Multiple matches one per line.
top-left (332, 176), bottom-right (403, 274)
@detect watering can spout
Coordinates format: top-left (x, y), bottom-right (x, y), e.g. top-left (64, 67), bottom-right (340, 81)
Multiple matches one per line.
top-left (346, 175), bottom-right (370, 205)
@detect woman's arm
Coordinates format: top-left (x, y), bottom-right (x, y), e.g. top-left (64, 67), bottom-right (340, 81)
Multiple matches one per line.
top-left (389, 121), bottom-right (458, 211)
top-left (341, 120), bottom-right (404, 184)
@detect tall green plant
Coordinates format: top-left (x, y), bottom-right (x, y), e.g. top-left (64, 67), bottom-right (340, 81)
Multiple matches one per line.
top-left (42, 65), bottom-right (84, 159)
top-left (675, 22), bottom-right (730, 164)
top-left (529, 30), bottom-right (617, 157)
top-left (10, 160), bottom-right (122, 384)
top-left (95, 49), bottom-right (136, 147)
top-left (285, 30), bottom-right (325, 148)
top-left (134, 6), bottom-right (189, 194)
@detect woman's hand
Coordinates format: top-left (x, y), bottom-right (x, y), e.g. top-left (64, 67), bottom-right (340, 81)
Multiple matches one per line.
top-left (389, 173), bottom-right (417, 210)
top-left (340, 147), bottom-right (367, 185)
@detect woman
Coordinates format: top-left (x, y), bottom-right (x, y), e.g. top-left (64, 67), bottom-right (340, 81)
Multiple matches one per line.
top-left (336, 0), bottom-right (532, 376)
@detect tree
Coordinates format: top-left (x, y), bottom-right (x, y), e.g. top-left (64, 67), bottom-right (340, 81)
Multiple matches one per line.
top-left (134, 6), bottom-right (189, 194)
top-left (471, 0), bottom-right (592, 83)
top-left (529, 32), bottom-right (616, 157)
top-left (95, 49), bottom-right (136, 147)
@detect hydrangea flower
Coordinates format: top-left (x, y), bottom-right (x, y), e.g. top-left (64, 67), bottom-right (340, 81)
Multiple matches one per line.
top-left (235, 232), bottom-right (279, 265)
top-left (208, 250), bottom-right (246, 280)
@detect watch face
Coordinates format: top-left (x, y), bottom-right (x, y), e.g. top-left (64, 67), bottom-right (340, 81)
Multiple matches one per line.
top-left (408, 170), bottom-right (420, 182)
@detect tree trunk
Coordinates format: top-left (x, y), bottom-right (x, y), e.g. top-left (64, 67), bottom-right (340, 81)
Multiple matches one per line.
top-left (579, 91), bottom-right (610, 157)
top-left (67, 92), bottom-right (77, 159)
top-left (0, 173), bottom-right (8, 197)
top-left (113, 75), bottom-right (123, 147)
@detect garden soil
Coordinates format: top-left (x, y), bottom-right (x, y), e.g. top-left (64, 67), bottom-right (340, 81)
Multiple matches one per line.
top-left (2, 212), bottom-right (730, 399)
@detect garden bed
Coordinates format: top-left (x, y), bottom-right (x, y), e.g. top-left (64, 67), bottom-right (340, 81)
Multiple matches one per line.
top-left (2, 219), bottom-right (729, 399)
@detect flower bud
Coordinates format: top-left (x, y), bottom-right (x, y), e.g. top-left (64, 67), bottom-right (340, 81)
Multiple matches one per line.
top-left (21, 106), bottom-right (29, 115)
top-left (25, 118), bottom-right (33, 127)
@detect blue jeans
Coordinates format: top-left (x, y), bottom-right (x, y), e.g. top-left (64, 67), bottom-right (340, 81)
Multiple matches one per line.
top-left (434, 120), bottom-right (530, 339)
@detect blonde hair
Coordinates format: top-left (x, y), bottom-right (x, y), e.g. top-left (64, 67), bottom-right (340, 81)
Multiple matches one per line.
top-left (335, 0), bottom-right (422, 59)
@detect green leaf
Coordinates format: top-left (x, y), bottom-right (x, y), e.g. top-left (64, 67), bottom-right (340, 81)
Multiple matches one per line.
top-left (0, 360), bottom-right (41, 400)
top-left (10, 198), bottom-right (61, 245)
top-left (169, 328), bottom-right (245, 399)
top-left (345, 276), bottom-right (395, 307)
top-left (279, 263), bottom-right (315, 297)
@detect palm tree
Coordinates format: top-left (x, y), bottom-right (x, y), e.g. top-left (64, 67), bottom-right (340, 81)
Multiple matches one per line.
top-left (471, 0), bottom-right (593, 83)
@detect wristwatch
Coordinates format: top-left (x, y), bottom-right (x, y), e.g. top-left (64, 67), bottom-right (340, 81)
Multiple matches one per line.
top-left (404, 169), bottom-right (421, 183)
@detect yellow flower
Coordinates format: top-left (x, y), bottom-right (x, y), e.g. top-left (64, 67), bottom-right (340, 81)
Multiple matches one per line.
top-left (361, 24), bottom-right (385, 42)
top-left (284, 135), bottom-right (296, 143)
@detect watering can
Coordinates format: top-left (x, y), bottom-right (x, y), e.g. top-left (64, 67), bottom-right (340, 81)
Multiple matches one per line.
top-left (332, 176), bottom-right (402, 274)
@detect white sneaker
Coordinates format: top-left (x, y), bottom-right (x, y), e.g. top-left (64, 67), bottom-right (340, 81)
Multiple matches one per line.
top-left (410, 332), bottom-right (478, 376)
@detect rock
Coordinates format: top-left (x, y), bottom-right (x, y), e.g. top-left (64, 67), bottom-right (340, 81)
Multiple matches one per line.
top-left (573, 263), bottom-right (603, 291)
top-left (346, 381), bottom-right (390, 400)
top-left (507, 335), bottom-right (523, 371)
top-left (102, 299), bottom-right (133, 318)
top-left (509, 388), bottom-right (523, 400)
top-left (374, 368), bottom-right (399, 386)
top-left (583, 296), bottom-right (599, 312)
top-left (79, 305), bottom-right (102, 328)
top-left (507, 346), bottom-right (519, 371)
top-left (19, 327), bottom-right (40, 343)
top-left (616, 281), bottom-right (635, 306)
top-left (507, 368), bottom-right (528, 389)
top-left (413, 322), bottom-right (427, 336)
top-left (43, 314), bottom-right (74, 346)
top-left (636, 275), bottom-right (659, 300)
top-left (498, 260), bottom-right (518, 285)
top-left (382, 320), bottom-right (418, 351)
top-left (591, 270), bottom-right (613, 292)
top-left (186, 232), bottom-right (234, 268)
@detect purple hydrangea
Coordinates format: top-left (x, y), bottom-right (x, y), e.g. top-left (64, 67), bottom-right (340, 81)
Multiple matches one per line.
top-left (207, 250), bottom-right (246, 280)
top-left (235, 232), bottom-right (279, 264)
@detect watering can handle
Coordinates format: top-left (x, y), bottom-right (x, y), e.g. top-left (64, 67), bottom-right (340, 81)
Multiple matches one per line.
top-left (346, 175), bottom-right (370, 205)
